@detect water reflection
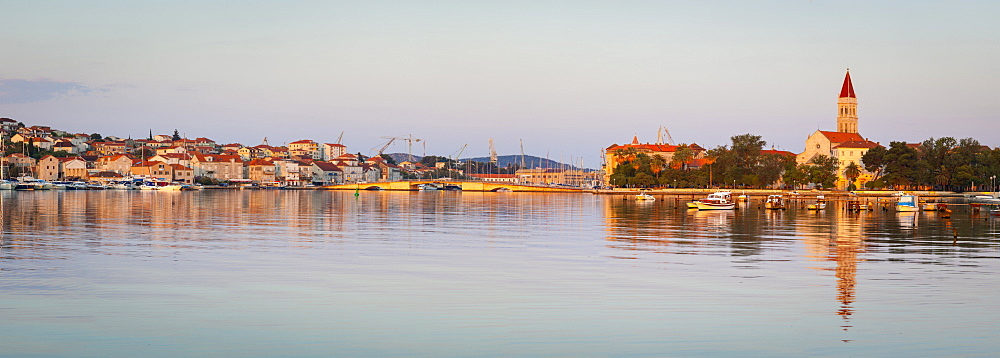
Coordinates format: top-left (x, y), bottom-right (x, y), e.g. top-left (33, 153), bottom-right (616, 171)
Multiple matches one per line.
top-left (603, 196), bottom-right (1000, 333)
top-left (2, 191), bottom-right (1000, 356)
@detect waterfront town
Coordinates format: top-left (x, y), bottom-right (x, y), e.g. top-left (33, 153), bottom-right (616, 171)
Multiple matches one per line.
top-left (0, 117), bottom-right (599, 188)
top-left (1, 71), bottom-right (998, 191)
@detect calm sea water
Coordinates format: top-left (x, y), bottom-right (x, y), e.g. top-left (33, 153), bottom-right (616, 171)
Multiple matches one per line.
top-left (1, 190), bottom-right (998, 357)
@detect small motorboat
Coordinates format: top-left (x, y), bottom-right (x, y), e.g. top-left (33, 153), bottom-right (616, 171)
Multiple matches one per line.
top-left (897, 194), bottom-right (919, 212)
top-left (694, 191), bottom-right (736, 210)
top-left (764, 195), bottom-right (785, 210)
top-left (635, 191), bottom-right (655, 201)
top-left (807, 202), bottom-right (826, 210)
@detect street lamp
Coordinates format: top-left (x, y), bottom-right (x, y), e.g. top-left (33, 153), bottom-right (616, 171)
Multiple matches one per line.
top-left (991, 175), bottom-right (996, 194)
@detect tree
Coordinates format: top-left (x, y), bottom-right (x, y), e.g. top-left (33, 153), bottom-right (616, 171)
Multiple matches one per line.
top-left (90, 133), bottom-right (103, 141)
top-left (861, 145), bottom-right (888, 182)
top-left (172, 130), bottom-right (181, 141)
top-left (882, 142), bottom-right (921, 189)
top-left (380, 154), bottom-right (397, 165)
top-left (843, 162), bottom-right (862, 191)
top-left (649, 154), bottom-right (666, 179)
top-left (807, 155), bottom-right (838, 189)
top-left (670, 145), bottom-right (695, 169)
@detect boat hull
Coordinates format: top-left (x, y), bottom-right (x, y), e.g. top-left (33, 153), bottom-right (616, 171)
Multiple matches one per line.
top-left (695, 202), bottom-right (735, 210)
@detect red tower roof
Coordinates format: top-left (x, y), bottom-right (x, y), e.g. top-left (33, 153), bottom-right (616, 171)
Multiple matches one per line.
top-left (839, 70), bottom-right (856, 98)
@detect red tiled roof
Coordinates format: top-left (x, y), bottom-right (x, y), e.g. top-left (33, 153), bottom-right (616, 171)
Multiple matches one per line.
top-left (289, 139), bottom-right (315, 144)
top-left (247, 158), bottom-right (274, 166)
top-left (313, 161), bottom-right (341, 171)
top-left (832, 141), bottom-right (880, 149)
top-left (760, 149), bottom-right (797, 157)
top-left (818, 131), bottom-right (864, 143)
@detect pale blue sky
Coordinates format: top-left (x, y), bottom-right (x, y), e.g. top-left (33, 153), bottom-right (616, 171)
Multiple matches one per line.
top-left (2, 1), bottom-right (998, 167)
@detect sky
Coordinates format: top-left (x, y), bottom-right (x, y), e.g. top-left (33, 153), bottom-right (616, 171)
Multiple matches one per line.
top-left (2, 0), bottom-right (998, 168)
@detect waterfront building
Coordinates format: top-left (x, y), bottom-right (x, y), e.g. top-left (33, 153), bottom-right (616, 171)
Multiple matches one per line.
top-left (602, 136), bottom-right (706, 184)
top-left (35, 155), bottom-right (61, 181)
top-left (59, 157), bottom-right (89, 180)
top-left (189, 154), bottom-right (245, 181)
top-left (516, 168), bottom-right (595, 187)
top-left (311, 161), bottom-right (343, 185)
top-left (131, 161), bottom-right (174, 182)
top-left (796, 70), bottom-right (880, 189)
top-left (247, 158), bottom-right (277, 183)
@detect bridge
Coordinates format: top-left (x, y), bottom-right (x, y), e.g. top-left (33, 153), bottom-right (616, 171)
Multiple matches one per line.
top-left (323, 180), bottom-right (584, 192)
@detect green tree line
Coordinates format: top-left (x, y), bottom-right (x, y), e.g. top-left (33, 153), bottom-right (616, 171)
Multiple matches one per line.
top-left (862, 137), bottom-right (1000, 191)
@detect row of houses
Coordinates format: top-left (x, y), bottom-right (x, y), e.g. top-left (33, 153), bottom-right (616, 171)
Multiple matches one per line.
top-left (0, 120), bottom-right (403, 185)
top-left (2, 151), bottom-right (404, 185)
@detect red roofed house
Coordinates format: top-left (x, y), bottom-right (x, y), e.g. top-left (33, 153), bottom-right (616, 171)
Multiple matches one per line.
top-left (246, 158), bottom-right (276, 183)
top-left (311, 161), bottom-right (343, 185)
top-left (289, 140), bottom-right (320, 159)
top-left (170, 164), bottom-right (194, 184)
top-left (796, 70), bottom-right (882, 189)
top-left (96, 154), bottom-right (134, 174)
top-left (92, 141), bottom-right (128, 156)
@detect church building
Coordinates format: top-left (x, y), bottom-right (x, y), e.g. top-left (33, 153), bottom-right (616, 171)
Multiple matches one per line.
top-left (796, 70), bottom-right (881, 189)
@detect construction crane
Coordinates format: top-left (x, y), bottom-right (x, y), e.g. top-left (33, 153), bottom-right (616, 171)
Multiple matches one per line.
top-left (451, 144), bottom-right (468, 162)
top-left (382, 134), bottom-right (422, 162)
top-left (335, 131), bottom-right (344, 145)
top-left (371, 137), bottom-right (396, 156)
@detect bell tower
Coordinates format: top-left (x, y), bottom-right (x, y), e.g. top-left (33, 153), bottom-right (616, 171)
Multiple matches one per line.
top-left (837, 69), bottom-right (858, 133)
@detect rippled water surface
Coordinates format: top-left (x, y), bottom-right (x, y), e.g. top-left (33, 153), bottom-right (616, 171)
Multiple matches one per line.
top-left (2, 190), bottom-right (999, 357)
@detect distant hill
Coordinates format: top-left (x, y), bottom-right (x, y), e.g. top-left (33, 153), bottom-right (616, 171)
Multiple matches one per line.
top-left (385, 153), bottom-right (585, 170)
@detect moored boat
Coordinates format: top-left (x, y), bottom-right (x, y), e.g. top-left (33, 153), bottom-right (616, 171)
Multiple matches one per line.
top-left (764, 195), bottom-right (785, 210)
top-left (695, 191), bottom-right (736, 210)
top-left (635, 191), bottom-right (655, 201)
top-left (897, 194), bottom-right (919, 212)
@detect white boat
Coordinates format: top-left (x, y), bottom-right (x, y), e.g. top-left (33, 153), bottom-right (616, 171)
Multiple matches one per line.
top-left (695, 191), bottom-right (736, 210)
top-left (897, 194), bottom-right (919, 212)
top-left (764, 195), bottom-right (785, 210)
top-left (418, 183), bottom-right (440, 191)
top-left (0, 180), bottom-right (13, 190)
top-left (635, 192), bottom-right (655, 201)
